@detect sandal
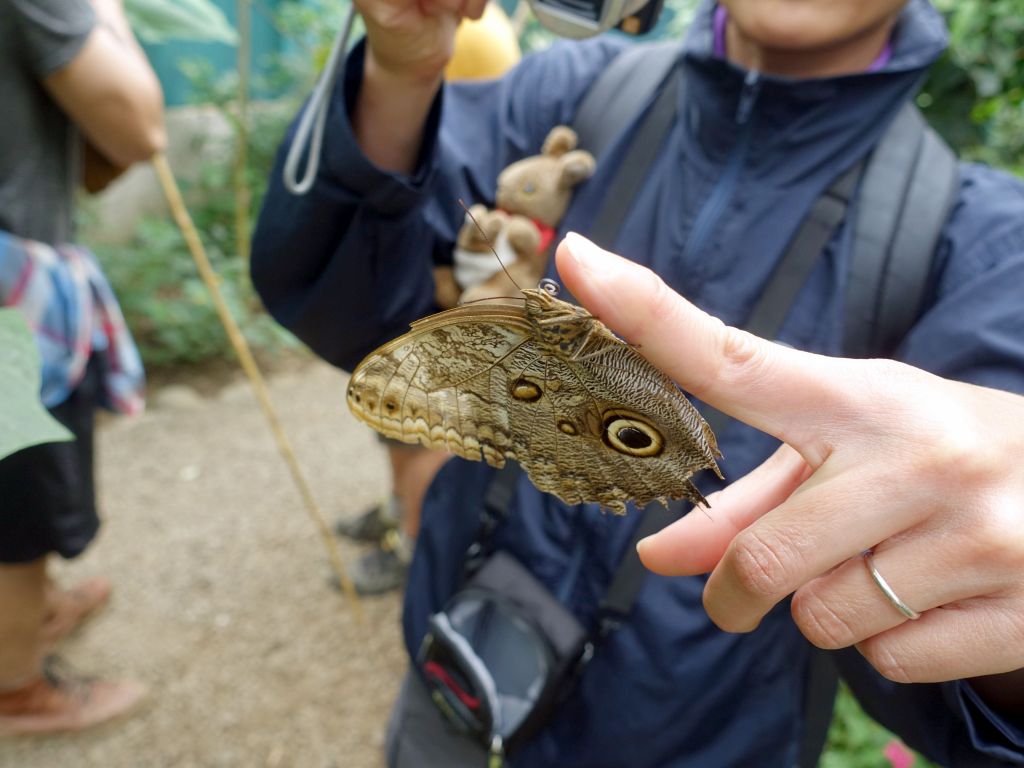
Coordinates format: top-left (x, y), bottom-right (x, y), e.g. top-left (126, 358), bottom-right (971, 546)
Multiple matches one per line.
top-left (0, 656), bottom-right (147, 737)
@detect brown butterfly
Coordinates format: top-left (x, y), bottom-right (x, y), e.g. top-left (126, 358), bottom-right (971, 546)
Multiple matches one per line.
top-left (347, 280), bottom-right (722, 514)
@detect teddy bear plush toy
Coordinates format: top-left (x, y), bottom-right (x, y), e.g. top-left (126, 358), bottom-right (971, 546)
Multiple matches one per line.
top-left (433, 125), bottom-right (597, 308)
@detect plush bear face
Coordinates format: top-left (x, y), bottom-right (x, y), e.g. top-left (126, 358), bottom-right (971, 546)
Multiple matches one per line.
top-left (495, 126), bottom-right (596, 228)
top-left (496, 150), bottom-right (596, 228)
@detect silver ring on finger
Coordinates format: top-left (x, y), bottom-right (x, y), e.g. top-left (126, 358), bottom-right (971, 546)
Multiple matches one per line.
top-left (863, 549), bottom-right (921, 621)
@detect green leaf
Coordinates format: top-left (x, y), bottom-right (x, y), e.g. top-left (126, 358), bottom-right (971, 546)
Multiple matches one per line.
top-left (0, 310), bottom-right (73, 460)
top-left (125, 0), bottom-right (238, 45)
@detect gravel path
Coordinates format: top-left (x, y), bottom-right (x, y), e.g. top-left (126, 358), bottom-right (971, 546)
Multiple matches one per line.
top-left (0, 357), bottom-right (406, 768)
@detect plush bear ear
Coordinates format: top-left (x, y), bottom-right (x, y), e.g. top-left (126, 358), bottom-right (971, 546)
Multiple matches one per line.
top-left (542, 125), bottom-right (579, 157)
top-left (557, 150), bottom-right (597, 189)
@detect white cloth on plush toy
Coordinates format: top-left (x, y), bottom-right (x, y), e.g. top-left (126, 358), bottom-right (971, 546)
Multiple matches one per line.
top-left (452, 229), bottom-right (518, 290)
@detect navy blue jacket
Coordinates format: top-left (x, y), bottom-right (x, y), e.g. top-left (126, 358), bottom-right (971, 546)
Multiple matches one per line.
top-left (252, 1), bottom-right (1024, 765)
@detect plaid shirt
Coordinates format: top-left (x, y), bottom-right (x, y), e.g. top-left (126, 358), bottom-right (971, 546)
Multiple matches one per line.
top-left (0, 230), bottom-right (144, 415)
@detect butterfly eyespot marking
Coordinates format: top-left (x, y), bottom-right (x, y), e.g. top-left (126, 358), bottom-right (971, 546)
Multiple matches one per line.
top-left (557, 420), bottom-right (578, 436)
top-left (511, 378), bottom-right (543, 402)
top-left (384, 399), bottom-right (398, 413)
top-left (602, 413), bottom-right (664, 457)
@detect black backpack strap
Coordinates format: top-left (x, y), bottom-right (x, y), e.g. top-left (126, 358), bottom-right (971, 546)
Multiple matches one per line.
top-left (844, 103), bottom-right (959, 358)
top-left (464, 461), bottom-right (525, 575)
top-left (597, 501), bottom-right (682, 634)
top-left (798, 649), bottom-right (839, 768)
top-left (745, 163), bottom-right (863, 342)
top-left (574, 41), bottom-right (681, 161)
top-left (575, 42), bottom-right (683, 250)
top-left (702, 162), bottom-right (863, 438)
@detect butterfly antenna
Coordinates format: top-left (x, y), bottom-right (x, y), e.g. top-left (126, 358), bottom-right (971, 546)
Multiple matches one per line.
top-left (459, 198), bottom-right (523, 293)
top-left (458, 295), bottom-right (526, 306)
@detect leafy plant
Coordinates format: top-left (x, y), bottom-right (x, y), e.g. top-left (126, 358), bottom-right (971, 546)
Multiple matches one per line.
top-left (90, 190), bottom-right (295, 370)
top-left (125, 0), bottom-right (238, 44)
top-left (920, 0), bottom-right (1024, 174)
top-left (821, 685), bottom-right (937, 768)
top-left (0, 310), bottom-right (72, 460)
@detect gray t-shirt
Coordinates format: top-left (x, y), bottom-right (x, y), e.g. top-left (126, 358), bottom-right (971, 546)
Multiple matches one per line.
top-left (0, 0), bottom-right (96, 245)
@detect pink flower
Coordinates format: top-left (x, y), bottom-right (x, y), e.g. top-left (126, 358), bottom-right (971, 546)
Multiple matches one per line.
top-left (884, 739), bottom-right (916, 768)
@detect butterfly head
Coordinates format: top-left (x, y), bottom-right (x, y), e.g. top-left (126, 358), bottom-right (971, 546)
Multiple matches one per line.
top-left (522, 278), bottom-right (598, 356)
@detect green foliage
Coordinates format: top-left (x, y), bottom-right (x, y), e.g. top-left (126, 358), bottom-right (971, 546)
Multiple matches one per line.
top-left (89, 97), bottom-right (296, 370)
top-left (125, 0), bottom-right (238, 45)
top-left (93, 213), bottom-right (294, 369)
top-left (919, 0), bottom-right (1024, 173)
top-left (0, 310), bottom-right (73, 460)
top-left (821, 685), bottom-right (937, 768)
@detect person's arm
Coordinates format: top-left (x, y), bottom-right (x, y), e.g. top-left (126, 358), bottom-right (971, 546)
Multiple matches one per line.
top-left (40, 0), bottom-right (165, 167)
top-left (352, 0), bottom-right (485, 173)
top-left (251, 32), bottom-right (625, 370)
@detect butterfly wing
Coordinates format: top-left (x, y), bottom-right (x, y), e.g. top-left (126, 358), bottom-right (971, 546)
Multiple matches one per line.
top-left (347, 304), bottom-right (721, 513)
top-left (347, 304), bottom-right (538, 468)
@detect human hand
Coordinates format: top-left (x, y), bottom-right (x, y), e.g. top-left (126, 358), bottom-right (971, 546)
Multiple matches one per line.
top-left (357, 0), bottom-right (488, 82)
top-left (556, 232), bottom-right (1024, 685)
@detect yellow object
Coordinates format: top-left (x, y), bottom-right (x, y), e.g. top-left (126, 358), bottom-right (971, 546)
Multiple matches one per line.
top-left (445, 3), bottom-right (522, 81)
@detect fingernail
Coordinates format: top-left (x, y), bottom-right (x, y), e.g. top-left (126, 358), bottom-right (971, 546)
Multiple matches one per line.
top-left (565, 231), bottom-right (618, 276)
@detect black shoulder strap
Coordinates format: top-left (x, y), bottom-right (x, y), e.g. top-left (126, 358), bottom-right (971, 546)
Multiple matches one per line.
top-left (798, 649), bottom-right (839, 768)
top-left (844, 103), bottom-right (959, 358)
top-left (701, 161), bottom-right (865, 438)
top-left (574, 41), bottom-right (681, 161)
top-left (597, 501), bottom-right (680, 633)
top-left (575, 42), bottom-right (683, 251)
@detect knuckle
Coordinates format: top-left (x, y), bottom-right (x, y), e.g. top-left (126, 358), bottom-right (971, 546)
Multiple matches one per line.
top-left (859, 639), bottom-right (916, 684)
top-left (727, 529), bottom-right (797, 601)
top-left (917, 430), bottom-right (1000, 488)
top-left (970, 502), bottom-right (1024, 571)
top-left (719, 325), bottom-right (765, 381)
top-left (791, 587), bottom-right (857, 649)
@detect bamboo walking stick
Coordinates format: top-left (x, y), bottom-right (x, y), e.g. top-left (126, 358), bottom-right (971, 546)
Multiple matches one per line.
top-left (151, 152), bottom-right (364, 623)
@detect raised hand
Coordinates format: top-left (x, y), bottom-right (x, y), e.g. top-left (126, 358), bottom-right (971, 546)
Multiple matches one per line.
top-left (556, 232), bottom-right (1024, 694)
top-left (353, 0), bottom-right (488, 173)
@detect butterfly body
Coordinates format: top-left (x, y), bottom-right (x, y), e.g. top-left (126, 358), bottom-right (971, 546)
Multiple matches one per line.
top-left (347, 286), bottom-right (722, 513)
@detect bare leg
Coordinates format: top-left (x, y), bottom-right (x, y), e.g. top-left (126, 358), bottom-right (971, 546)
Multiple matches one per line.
top-left (387, 444), bottom-right (450, 540)
top-left (0, 558), bottom-right (46, 690)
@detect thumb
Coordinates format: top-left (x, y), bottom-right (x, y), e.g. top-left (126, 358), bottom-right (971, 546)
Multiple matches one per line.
top-left (556, 233), bottom-right (847, 449)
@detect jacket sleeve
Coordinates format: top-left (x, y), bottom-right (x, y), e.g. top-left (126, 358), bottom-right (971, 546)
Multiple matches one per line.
top-left (250, 37), bottom-right (626, 371)
top-left (836, 650), bottom-right (1024, 766)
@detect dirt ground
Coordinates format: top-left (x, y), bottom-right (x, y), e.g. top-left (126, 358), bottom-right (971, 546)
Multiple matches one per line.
top-left (0, 355), bottom-right (408, 768)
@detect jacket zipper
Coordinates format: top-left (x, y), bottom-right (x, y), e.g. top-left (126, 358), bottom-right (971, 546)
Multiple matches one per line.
top-left (683, 70), bottom-right (762, 263)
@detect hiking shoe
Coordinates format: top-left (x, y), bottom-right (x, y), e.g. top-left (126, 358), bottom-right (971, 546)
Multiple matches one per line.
top-left (334, 495), bottom-right (402, 543)
top-left (0, 656), bottom-right (147, 737)
top-left (41, 577), bottom-right (112, 646)
top-left (339, 530), bottom-right (413, 596)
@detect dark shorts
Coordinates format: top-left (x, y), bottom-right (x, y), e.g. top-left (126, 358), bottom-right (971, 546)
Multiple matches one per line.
top-left (0, 357), bottom-right (101, 563)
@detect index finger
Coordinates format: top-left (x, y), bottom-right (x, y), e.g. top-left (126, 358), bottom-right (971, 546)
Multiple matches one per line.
top-left (556, 233), bottom-right (851, 454)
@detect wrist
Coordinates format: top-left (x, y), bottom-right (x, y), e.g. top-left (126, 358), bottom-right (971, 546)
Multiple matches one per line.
top-left (364, 46), bottom-right (446, 92)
